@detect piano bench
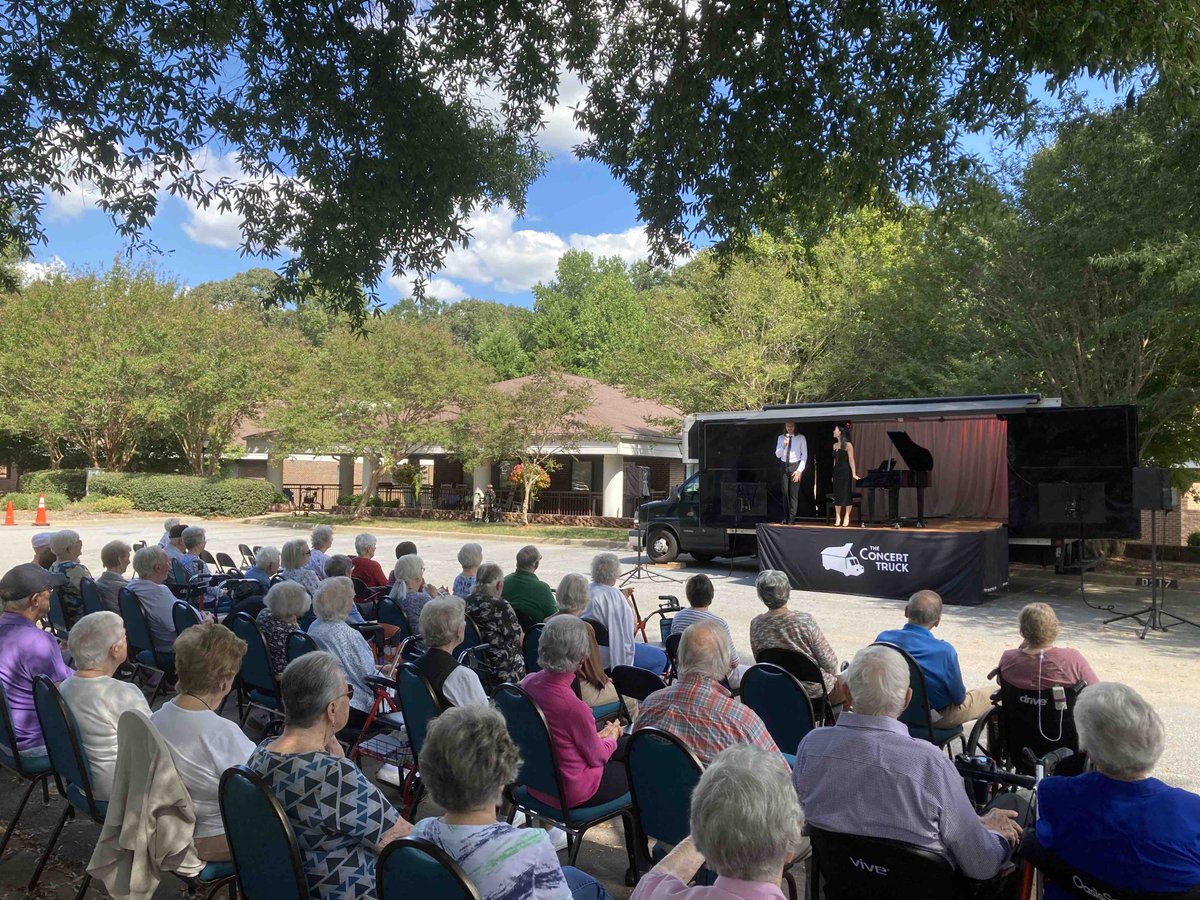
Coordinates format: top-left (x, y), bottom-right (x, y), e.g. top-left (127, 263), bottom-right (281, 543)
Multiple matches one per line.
top-left (824, 493), bottom-right (862, 525)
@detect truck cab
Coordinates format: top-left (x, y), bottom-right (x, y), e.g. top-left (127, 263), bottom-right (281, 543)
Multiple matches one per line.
top-left (634, 473), bottom-right (726, 564)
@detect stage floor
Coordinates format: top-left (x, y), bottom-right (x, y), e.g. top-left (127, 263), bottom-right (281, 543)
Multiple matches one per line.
top-left (777, 517), bottom-right (1005, 534)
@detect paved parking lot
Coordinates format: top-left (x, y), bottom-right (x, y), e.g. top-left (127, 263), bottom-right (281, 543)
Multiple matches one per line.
top-left (3, 515), bottom-right (1199, 897)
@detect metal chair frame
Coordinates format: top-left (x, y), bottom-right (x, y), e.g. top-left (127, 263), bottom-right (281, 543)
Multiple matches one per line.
top-left (0, 684), bottom-right (54, 863)
top-left (118, 586), bottom-right (175, 707)
top-left (872, 641), bottom-right (964, 753)
top-left (219, 765), bottom-right (311, 900)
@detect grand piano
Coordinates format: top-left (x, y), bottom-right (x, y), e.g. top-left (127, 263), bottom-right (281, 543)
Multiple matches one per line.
top-left (855, 431), bottom-right (933, 527)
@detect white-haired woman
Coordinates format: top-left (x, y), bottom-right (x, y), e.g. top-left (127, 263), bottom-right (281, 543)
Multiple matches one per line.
top-left (245, 545), bottom-right (281, 590)
top-left (632, 746), bottom-right (803, 899)
top-left (998, 602), bottom-right (1099, 691)
top-left (307, 577), bottom-right (381, 729)
top-left (583, 552), bottom-right (668, 675)
top-left (1035, 683), bottom-right (1200, 898)
top-left (411, 596), bottom-right (487, 709)
top-left (556, 573), bottom-right (627, 718)
top-left (59, 612), bottom-right (151, 800)
top-left (256, 581), bottom-right (312, 676)
top-left (749, 569), bottom-right (847, 706)
top-left (453, 542), bottom-right (482, 599)
top-left (49, 529), bottom-right (91, 625)
top-left (390, 553), bottom-right (436, 635)
top-left (465, 563), bottom-right (525, 685)
top-left (158, 517), bottom-right (181, 549)
top-left (413, 705), bottom-right (611, 900)
top-left (281, 538), bottom-right (321, 596)
top-left (350, 534), bottom-right (388, 588)
top-left (249, 653), bottom-right (411, 898)
top-left (308, 525), bottom-right (334, 580)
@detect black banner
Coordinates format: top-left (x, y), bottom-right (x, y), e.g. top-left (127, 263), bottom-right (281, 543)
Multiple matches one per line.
top-left (756, 524), bottom-right (1008, 606)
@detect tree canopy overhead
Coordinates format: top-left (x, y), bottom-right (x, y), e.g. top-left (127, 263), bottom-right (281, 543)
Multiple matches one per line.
top-left (4, 0), bottom-right (1197, 321)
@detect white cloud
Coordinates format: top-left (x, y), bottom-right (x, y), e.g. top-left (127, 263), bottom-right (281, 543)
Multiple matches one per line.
top-left (425, 277), bottom-right (467, 302)
top-left (181, 198), bottom-right (245, 250)
top-left (16, 256), bottom-right (67, 286)
top-left (537, 73), bottom-right (589, 156)
top-left (44, 179), bottom-right (105, 221)
top-left (568, 226), bottom-right (652, 266)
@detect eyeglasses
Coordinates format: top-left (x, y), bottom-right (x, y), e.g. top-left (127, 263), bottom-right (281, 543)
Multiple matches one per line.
top-left (342, 685), bottom-right (354, 701)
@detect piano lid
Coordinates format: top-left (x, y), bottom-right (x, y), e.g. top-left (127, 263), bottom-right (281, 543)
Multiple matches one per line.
top-left (886, 431), bottom-right (934, 473)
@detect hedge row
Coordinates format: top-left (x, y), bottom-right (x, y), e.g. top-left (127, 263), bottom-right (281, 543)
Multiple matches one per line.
top-left (0, 491), bottom-right (70, 510)
top-left (19, 469), bottom-right (90, 501)
top-left (88, 473), bottom-right (279, 517)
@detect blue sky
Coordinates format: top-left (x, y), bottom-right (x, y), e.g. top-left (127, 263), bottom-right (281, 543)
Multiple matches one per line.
top-left (22, 74), bottom-right (1122, 309)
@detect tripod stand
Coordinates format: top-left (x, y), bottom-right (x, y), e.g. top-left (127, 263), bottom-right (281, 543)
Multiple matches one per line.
top-left (620, 536), bottom-right (681, 586)
top-left (1105, 506), bottom-right (1199, 638)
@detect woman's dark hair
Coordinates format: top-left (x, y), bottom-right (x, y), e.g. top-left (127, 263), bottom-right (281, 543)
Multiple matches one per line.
top-left (837, 422), bottom-right (852, 450)
top-left (395, 540), bottom-right (417, 559)
top-left (686, 573), bottom-right (715, 608)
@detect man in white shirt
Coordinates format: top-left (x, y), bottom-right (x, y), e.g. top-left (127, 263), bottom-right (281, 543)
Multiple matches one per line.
top-left (775, 422), bottom-right (809, 524)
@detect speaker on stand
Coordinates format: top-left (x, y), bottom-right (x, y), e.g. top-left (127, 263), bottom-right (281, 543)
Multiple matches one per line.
top-left (1106, 468), bottom-right (1194, 637)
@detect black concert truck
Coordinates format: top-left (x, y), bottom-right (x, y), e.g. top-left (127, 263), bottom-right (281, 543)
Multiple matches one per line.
top-left (633, 394), bottom-right (1139, 566)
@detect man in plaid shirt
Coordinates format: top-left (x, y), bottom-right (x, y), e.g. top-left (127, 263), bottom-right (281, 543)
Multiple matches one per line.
top-left (633, 621), bottom-right (787, 766)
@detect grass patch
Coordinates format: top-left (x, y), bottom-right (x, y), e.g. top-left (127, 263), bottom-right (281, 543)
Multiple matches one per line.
top-left (257, 513), bottom-right (629, 543)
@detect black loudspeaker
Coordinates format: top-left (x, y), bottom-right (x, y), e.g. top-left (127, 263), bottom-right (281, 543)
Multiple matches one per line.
top-left (1132, 467), bottom-right (1175, 511)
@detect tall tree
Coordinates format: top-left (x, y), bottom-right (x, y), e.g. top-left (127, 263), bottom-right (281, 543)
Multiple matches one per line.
top-left (269, 318), bottom-right (485, 517)
top-left (6, 1), bottom-right (1194, 320)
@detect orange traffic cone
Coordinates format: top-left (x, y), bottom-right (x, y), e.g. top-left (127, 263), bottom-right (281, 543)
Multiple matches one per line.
top-left (33, 493), bottom-right (49, 526)
top-left (2, 501), bottom-right (14, 525)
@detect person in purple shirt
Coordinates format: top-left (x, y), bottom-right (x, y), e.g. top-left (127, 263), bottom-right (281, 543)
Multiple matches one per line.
top-left (632, 745), bottom-right (803, 900)
top-left (875, 589), bottom-right (991, 728)
top-left (0, 563), bottom-right (74, 761)
top-left (793, 645), bottom-right (1022, 882)
top-left (1036, 682), bottom-right (1200, 899)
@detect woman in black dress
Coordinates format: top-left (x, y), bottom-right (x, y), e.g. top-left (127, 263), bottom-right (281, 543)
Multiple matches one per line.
top-left (831, 423), bottom-right (859, 526)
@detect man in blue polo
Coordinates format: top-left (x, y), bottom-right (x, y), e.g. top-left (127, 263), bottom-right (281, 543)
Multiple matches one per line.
top-left (875, 589), bottom-right (990, 728)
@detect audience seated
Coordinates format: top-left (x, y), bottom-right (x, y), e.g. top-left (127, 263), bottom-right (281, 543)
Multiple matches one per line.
top-left (32, 532), bottom-right (56, 569)
top-left (59, 611), bottom-right (151, 800)
top-left (163, 524), bottom-right (188, 562)
top-left (95, 540), bottom-right (132, 612)
top-left (158, 517), bottom-right (181, 549)
top-left (634, 621), bottom-right (783, 765)
top-left (49, 528), bottom-right (91, 624)
top-left (350, 534), bottom-right (388, 588)
top-left (386, 541), bottom-right (418, 587)
top-left (412, 595), bottom-right (488, 708)
top-left (584, 553), bottom-right (668, 675)
top-left (308, 525), bottom-right (334, 581)
top-left (248, 652), bottom-right (411, 899)
top-left (632, 745), bottom-right (803, 900)
top-left (555, 574), bottom-right (627, 718)
top-left (281, 538), bottom-right (321, 596)
top-left (749, 570), bottom-right (847, 706)
top-left (307, 577), bottom-right (381, 729)
top-left (412, 705), bottom-right (611, 900)
top-left (453, 542), bottom-right (482, 598)
top-left (151, 622), bottom-right (254, 862)
top-left (998, 602), bottom-right (1099, 691)
top-left (670, 574), bottom-right (749, 689)
top-left (792, 645), bottom-right (1021, 881)
top-left (244, 545), bottom-right (280, 590)
top-left (127, 546), bottom-right (190, 654)
top-left (875, 590), bottom-right (990, 728)
top-left (520, 616), bottom-right (635, 851)
top-left (504, 545), bottom-right (557, 625)
top-left (0, 563), bottom-right (72, 765)
top-left (465, 563), bottom-right (526, 685)
top-left (256, 581), bottom-right (311, 677)
top-left (179, 526), bottom-right (224, 605)
top-left (324, 554), bottom-right (353, 579)
top-left (390, 553), bottom-right (435, 635)
top-left (1036, 682), bottom-right (1200, 898)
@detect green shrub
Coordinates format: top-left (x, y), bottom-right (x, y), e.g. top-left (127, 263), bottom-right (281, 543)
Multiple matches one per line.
top-left (337, 494), bottom-right (362, 507)
top-left (1, 491), bottom-right (69, 511)
top-left (71, 495), bottom-right (135, 513)
top-left (19, 469), bottom-right (89, 501)
top-left (1189, 531), bottom-right (1200, 548)
top-left (87, 473), bottom-right (279, 517)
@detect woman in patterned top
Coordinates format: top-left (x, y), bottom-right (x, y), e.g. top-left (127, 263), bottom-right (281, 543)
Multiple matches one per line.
top-left (748, 569), bottom-right (848, 706)
top-left (248, 652), bottom-right (410, 899)
top-left (48, 529), bottom-right (91, 625)
top-left (255, 581), bottom-right (311, 676)
top-left (413, 705), bottom-right (610, 900)
top-left (280, 538), bottom-right (321, 597)
top-left (464, 562), bottom-right (526, 686)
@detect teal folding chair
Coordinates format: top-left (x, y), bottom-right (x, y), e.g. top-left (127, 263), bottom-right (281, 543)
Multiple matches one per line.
top-left (286, 630), bottom-right (319, 664)
top-left (377, 837), bottom-right (482, 900)
top-left (522, 623), bottom-right (545, 675)
top-left (118, 587), bottom-right (176, 707)
top-left (46, 587), bottom-right (72, 641)
top-left (625, 727), bottom-right (704, 882)
top-left (872, 641), bottom-right (965, 752)
top-left (229, 612), bottom-right (282, 727)
top-left (219, 765), bottom-right (311, 899)
top-left (172, 600), bottom-right (203, 637)
top-left (79, 577), bottom-right (103, 616)
top-left (0, 682), bottom-right (54, 862)
top-left (740, 662), bottom-right (818, 763)
top-left (495, 684), bottom-right (636, 870)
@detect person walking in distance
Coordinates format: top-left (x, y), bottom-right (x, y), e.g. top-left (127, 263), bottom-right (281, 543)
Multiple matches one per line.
top-left (775, 422), bottom-right (808, 524)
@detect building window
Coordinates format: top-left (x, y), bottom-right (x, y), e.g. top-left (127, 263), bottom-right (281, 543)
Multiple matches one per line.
top-left (571, 460), bottom-right (594, 492)
top-left (0, 463), bottom-right (8, 480)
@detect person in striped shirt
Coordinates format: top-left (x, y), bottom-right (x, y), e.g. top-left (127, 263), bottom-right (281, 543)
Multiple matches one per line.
top-left (669, 574), bottom-right (749, 688)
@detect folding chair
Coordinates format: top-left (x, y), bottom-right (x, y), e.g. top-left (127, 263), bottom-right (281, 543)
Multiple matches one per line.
top-left (740, 663), bottom-right (818, 763)
top-left (44, 586), bottom-right (72, 642)
top-left (200, 550), bottom-right (218, 570)
top-left (79, 577), bottom-right (103, 617)
top-left (664, 632), bottom-right (682, 682)
top-left (807, 826), bottom-right (959, 900)
top-left (286, 630), bottom-right (319, 664)
top-left (522, 623), bottom-right (545, 675)
top-left (872, 642), bottom-right (964, 752)
top-left (624, 727), bottom-right (704, 882)
top-left (513, 607), bottom-right (536, 633)
top-left (118, 587), bottom-right (176, 707)
top-left (353, 576), bottom-right (390, 619)
top-left (29, 675), bottom-right (108, 895)
top-left (172, 600), bottom-right (203, 637)
top-left (610, 665), bottom-right (666, 723)
top-left (495, 684), bottom-right (636, 870)
top-left (756, 646), bottom-right (836, 725)
top-left (0, 682), bottom-right (54, 862)
top-left (453, 615), bottom-right (497, 693)
top-left (228, 612), bottom-right (282, 727)
top-left (215, 552), bottom-right (240, 575)
top-left (219, 765), bottom-right (311, 900)
top-left (238, 544), bottom-right (256, 569)
top-left (377, 837), bottom-right (482, 900)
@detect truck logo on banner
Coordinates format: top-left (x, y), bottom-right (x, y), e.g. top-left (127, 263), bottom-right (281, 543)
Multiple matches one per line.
top-left (821, 543), bottom-right (911, 577)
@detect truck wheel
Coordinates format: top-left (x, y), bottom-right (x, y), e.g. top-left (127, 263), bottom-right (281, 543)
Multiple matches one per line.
top-left (647, 529), bottom-right (679, 563)
top-left (689, 552), bottom-right (715, 564)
